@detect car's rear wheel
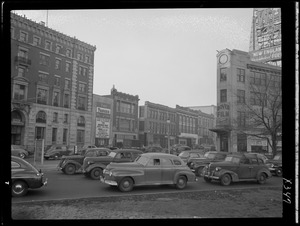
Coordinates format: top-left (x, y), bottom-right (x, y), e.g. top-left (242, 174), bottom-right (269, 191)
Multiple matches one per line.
top-left (275, 168), bottom-right (282, 177)
top-left (204, 176), bottom-right (212, 183)
top-left (12, 180), bottom-right (28, 197)
top-left (175, 175), bottom-right (187, 189)
top-left (90, 168), bottom-right (103, 180)
top-left (257, 173), bottom-right (267, 184)
top-left (220, 173), bottom-right (231, 186)
top-left (118, 177), bottom-right (134, 192)
top-left (64, 164), bottom-right (76, 175)
top-left (19, 153), bottom-right (26, 159)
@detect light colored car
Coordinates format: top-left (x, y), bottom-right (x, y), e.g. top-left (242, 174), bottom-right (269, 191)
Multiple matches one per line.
top-left (100, 153), bottom-right (197, 192)
top-left (11, 145), bottom-right (29, 159)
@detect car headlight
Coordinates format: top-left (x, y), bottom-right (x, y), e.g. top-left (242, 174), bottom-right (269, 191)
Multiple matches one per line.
top-left (190, 162), bottom-right (194, 167)
top-left (215, 167), bottom-right (222, 172)
top-left (109, 171), bottom-right (113, 176)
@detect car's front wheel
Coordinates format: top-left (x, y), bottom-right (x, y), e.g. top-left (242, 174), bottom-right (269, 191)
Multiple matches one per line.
top-left (257, 173), bottom-right (267, 184)
top-left (175, 175), bottom-right (187, 189)
top-left (12, 180), bottom-right (28, 197)
top-left (118, 177), bottom-right (134, 192)
top-left (64, 164), bottom-right (76, 175)
top-left (220, 173), bottom-right (231, 186)
top-left (275, 168), bottom-right (282, 177)
top-left (90, 168), bottom-right (103, 180)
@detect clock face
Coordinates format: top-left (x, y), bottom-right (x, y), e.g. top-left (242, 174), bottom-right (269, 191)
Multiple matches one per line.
top-left (219, 54), bottom-right (228, 64)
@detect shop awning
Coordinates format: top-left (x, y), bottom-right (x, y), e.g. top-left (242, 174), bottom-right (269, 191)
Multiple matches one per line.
top-left (209, 127), bottom-right (231, 133)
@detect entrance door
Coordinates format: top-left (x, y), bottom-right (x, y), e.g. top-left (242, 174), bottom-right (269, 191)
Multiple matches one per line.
top-left (220, 134), bottom-right (228, 152)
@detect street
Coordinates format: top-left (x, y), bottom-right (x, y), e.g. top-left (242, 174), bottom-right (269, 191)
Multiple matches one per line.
top-left (12, 158), bottom-right (282, 203)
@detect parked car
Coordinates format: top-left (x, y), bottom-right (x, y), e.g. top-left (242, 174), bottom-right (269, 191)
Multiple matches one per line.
top-left (266, 152), bottom-right (282, 177)
top-left (250, 153), bottom-right (269, 163)
top-left (202, 152), bottom-right (272, 186)
top-left (57, 148), bottom-right (111, 175)
top-left (44, 145), bottom-right (73, 160)
top-left (187, 151), bottom-right (228, 176)
top-left (11, 145), bottom-right (29, 159)
top-left (178, 150), bottom-right (205, 164)
top-left (82, 149), bottom-right (143, 180)
top-left (171, 144), bottom-right (191, 155)
top-left (11, 156), bottom-right (47, 197)
top-left (100, 153), bottom-right (197, 192)
top-left (77, 145), bottom-right (97, 155)
top-left (143, 145), bottom-right (164, 153)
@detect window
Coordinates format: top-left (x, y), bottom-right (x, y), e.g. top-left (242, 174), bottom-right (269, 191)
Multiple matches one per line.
top-left (79, 66), bottom-right (87, 76)
top-left (19, 31), bottom-right (28, 42)
top-left (37, 73), bottom-right (47, 83)
top-left (64, 93), bottom-right (70, 108)
top-left (33, 36), bottom-right (41, 46)
top-left (17, 66), bottom-right (25, 77)
top-left (237, 89), bottom-right (245, 104)
top-left (53, 91), bottom-right (60, 106)
top-left (250, 92), bottom-right (267, 106)
top-left (14, 84), bottom-right (26, 100)
top-left (11, 27), bottom-right (15, 39)
top-left (66, 49), bottom-right (72, 57)
top-left (52, 128), bottom-right (57, 143)
top-left (66, 62), bottom-right (71, 72)
top-left (35, 127), bottom-right (45, 139)
top-left (65, 79), bottom-right (71, 90)
top-left (40, 54), bottom-right (50, 66)
top-left (54, 76), bottom-right (60, 86)
top-left (120, 102), bottom-right (131, 113)
top-left (63, 129), bottom-right (68, 144)
top-left (220, 89), bottom-right (227, 103)
top-left (64, 114), bottom-right (68, 123)
top-left (36, 111), bottom-right (46, 123)
top-left (78, 83), bottom-right (86, 92)
top-left (220, 68), bottom-right (227, 82)
top-left (18, 48), bottom-right (28, 59)
top-left (77, 130), bottom-right (85, 144)
top-left (250, 71), bottom-right (266, 86)
top-left (77, 116), bottom-right (85, 127)
top-left (77, 52), bottom-right (83, 60)
top-left (45, 40), bottom-right (52, 50)
top-left (85, 55), bottom-right (90, 63)
top-left (77, 96), bottom-right (86, 110)
top-left (237, 111), bottom-right (246, 127)
top-left (53, 112), bottom-right (58, 122)
top-left (55, 59), bottom-right (61, 70)
top-left (237, 68), bottom-right (245, 82)
top-left (37, 88), bottom-right (48, 104)
top-left (55, 45), bottom-right (62, 54)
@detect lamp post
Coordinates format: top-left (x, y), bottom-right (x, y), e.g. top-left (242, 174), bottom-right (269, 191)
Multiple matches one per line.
top-left (167, 119), bottom-right (170, 154)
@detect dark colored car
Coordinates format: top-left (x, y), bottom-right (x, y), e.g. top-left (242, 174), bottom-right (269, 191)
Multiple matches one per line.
top-left (82, 149), bottom-right (143, 180)
top-left (44, 145), bottom-right (73, 160)
top-left (11, 156), bottom-right (48, 197)
top-left (143, 146), bottom-right (164, 153)
top-left (100, 153), bottom-right (197, 192)
top-left (178, 150), bottom-right (205, 164)
top-left (202, 152), bottom-right (272, 186)
top-left (11, 145), bottom-right (29, 159)
top-left (187, 151), bottom-right (228, 176)
top-left (266, 152), bottom-right (282, 177)
top-left (171, 144), bottom-right (191, 156)
top-left (77, 145), bottom-right (97, 155)
top-left (57, 148), bottom-right (111, 175)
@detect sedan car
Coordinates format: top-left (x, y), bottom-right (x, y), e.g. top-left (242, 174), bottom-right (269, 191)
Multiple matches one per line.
top-left (100, 153), bottom-right (197, 192)
top-left (266, 152), bottom-right (282, 177)
top-left (11, 156), bottom-right (47, 197)
top-left (202, 152), bottom-right (272, 186)
top-left (44, 145), bottom-right (73, 160)
top-left (178, 150), bottom-right (205, 164)
top-left (11, 145), bottom-right (29, 159)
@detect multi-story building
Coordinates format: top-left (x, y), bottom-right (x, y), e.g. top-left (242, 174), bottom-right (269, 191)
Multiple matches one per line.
top-left (91, 94), bottom-right (113, 147)
top-left (211, 48), bottom-right (281, 153)
top-left (138, 101), bottom-right (176, 147)
top-left (10, 13), bottom-right (96, 152)
top-left (103, 86), bottom-right (139, 148)
top-left (175, 105), bottom-right (199, 147)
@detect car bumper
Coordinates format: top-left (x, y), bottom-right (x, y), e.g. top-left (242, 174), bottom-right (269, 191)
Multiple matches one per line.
top-left (202, 170), bottom-right (220, 180)
top-left (100, 176), bottom-right (118, 186)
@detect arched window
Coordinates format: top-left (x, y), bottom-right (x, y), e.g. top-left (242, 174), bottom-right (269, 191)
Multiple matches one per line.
top-left (77, 116), bottom-right (85, 127)
top-left (36, 111), bottom-right (46, 123)
top-left (11, 111), bottom-right (22, 122)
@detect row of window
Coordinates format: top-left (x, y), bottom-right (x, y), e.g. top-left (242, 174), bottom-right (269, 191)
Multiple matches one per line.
top-left (13, 28), bottom-right (92, 63)
top-left (116, 101), bottom-right (136, 114)
top-left (220, 68), bottom-right (245, 83)
top-left (149, 121), bottom-right (175, 135)
top-left (148, 109), bottom-right (176, 122)
top-left (36, 110), bottom-right (85, 126)
top-left (115, 117), bottom-right (137, 132)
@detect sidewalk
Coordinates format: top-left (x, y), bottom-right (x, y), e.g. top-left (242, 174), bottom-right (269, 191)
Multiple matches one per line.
top-left (26, 156), bottom-right (59, 171)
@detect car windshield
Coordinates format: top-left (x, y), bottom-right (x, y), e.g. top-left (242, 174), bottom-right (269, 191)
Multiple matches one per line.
top-left (204, 153), bottom-right (216, 159)
top-left (225, 156), bottom-right (240, 163)
top-left (108, 151), bottom-right (117, 158)
top-left (178, 152), bottom-right (189, 157)
top-left (273, 154), bottom-right (282, 160)
top-left (135, 156), bottom-right (149, 166)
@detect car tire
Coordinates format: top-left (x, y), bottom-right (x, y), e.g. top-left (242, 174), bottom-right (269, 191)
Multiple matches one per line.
top-left (275, 168), bottom-right (282, 177)
top-left (220, 173), bottom-right (231, 186)
top-left (204, 176), bottom-right (212, 183)
top-left (19, 153), bottom-right (26, 159)
top-left (257, 173), bottom-right (267, 184)
top-left (90, 168), bottom-right (103, 180)
top-left (12, 180), bottom-right (28, 197)
top-left (118, 177), bottom-right (134, 192)
top-left (175, 175), bottom-right (187, 189)
top-left (64, 164), bottom-right (76, 175)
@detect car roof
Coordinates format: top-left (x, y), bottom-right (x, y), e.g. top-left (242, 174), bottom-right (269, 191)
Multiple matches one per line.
top-left (111, 149), bottom-right (143, 153)
top-left (141, 153), bottom-right (179, 158)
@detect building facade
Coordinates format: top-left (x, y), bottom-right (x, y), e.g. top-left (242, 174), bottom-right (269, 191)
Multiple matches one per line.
top-left (211, 48), bottom-right (281, 153)
top-left (139, 101), bottom-right (177, 148)
top-left (103, 87), bottom-right (139, 148)
top-left (11, 13), bottom-right (96, 152)
top-left (91, 94), bottom-right (113, 147)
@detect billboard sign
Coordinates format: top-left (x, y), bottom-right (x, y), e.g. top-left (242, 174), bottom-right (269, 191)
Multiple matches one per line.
top-left (96, 118), bottom-right (110, 138)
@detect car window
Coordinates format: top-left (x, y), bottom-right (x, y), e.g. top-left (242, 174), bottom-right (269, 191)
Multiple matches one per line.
top-left (258, 158), bottom-right (264, 164)
top-left (132, 152), bottom-right (141, 159)
top-left (173, 159), bottom-right (182, 165)
top-left (250, 158), bottom-right (258, 164)
top-left (11, 161), bottom-right (21, 168)
top-left (179, 152), bottom-right (188, 157)
top-left (190, 153), bottom-right (199, 158)
top-left (161, 158), bottom-right (173, 166)
top-left (97, 150), bottom-right (108, 156)
top-left (108, 151), bottom-right (117, 158)
top-left (146, 159), bottom-right (160, 166)
top-left (85, 150), bottom-right (96, 157)
top-left (240, 158), bottom-right (250, 164)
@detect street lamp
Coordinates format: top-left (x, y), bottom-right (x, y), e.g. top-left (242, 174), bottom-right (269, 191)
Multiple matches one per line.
top-left (167, 119), bottom-right (170, 154)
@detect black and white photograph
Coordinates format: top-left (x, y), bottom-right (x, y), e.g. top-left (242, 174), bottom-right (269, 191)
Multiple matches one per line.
top-left (2, 1), bottom-right (298, 224)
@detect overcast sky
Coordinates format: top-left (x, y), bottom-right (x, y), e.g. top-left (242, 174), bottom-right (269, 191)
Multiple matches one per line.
top-left (14, 9), bottom-right (254, 108)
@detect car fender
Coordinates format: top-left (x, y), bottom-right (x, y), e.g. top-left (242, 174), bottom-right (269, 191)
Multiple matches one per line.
top-left (256, 168), bottom-right (272, 179)
top-left (85, 163), bottom-right (107, 173)
top-left (61, 160), bottom-right (82, 170)
top-left (218, 169), bottom-right (240, 182)
top-left (112, 169), bottom-right (145, 184)
top-left (173, 170), bottom-right (194, 183)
